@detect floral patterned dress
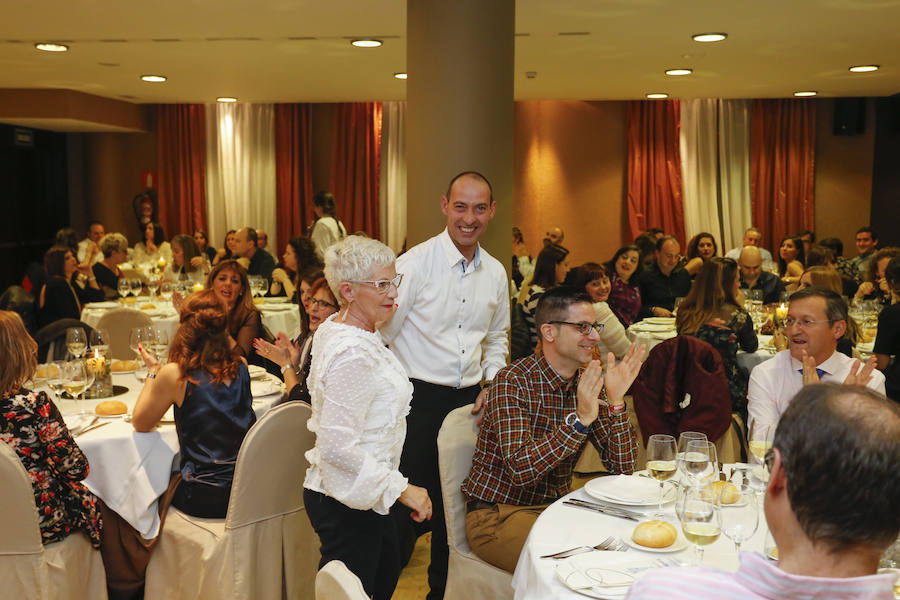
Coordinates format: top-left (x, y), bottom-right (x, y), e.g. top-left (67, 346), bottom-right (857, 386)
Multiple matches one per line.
top-left (0, 389), bottom-right (102, 547)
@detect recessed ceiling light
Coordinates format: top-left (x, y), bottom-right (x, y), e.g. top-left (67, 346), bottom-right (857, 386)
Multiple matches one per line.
top-left (140, 74), bottom-right (167, 83)
top-left (393, 72), bottom-right (407, 80)
top-left (216, 97), bottom-right (238, 103)
top-left (665, 68), bottom-right (693, 76)
top-left (692, 33), bottom-right (727, 43)
top-left (849, 65), bottom-right (879, 73)
top-left (646, 93), bottom-right (669, 99)
top-left (351, 39), bottom-right (383, 48)
top-left (35, 42), bottom-right (68, 52)
top-left (793, 91), bottom-right (817, 97)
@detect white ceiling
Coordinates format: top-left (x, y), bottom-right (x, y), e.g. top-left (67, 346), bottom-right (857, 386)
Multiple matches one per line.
top-left (1, 0), bottom-right (898, 104)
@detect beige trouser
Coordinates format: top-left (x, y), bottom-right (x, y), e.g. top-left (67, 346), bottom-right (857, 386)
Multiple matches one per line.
top-left (465, 502), bottom-right (550, 573)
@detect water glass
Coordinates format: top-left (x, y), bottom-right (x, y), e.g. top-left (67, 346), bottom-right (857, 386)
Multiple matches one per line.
top-left (719, 484), bottom-right (758, 555)
top-left (66, 327), bottom-right (87, 359)
top-left (646, 434), bottom-right (677, 516)
top-left (684, 440), bottom-right (718, 486)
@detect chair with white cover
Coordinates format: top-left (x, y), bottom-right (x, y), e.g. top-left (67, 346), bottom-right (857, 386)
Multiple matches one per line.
top-left (145, 402), bottom-right (319, 600)
top-left (0, 442), bottom-right (108, 600)
top-left (95, 308), bottom-right (154, 359)
top-left (438, 406), bottom-right (514, 600)
top-left (315, 560), bottom-right (368, 600)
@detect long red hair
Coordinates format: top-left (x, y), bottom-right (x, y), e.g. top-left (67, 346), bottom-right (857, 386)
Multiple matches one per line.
top-left (170, 290), bottom-right (241, 384)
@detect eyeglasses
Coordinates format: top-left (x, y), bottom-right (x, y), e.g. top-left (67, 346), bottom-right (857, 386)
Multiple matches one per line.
top-left (309, 297), bottom-right (339, 310)
top-left (348, 273), bottom-right (403, 294)
top-left (784, 317), bottom-right (835, 329)
top-left (548, 321), bottom-right (605, 336)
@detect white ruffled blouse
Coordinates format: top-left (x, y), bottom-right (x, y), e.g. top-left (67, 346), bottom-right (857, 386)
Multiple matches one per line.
top-left (303, 313), bottom-right (413, 514)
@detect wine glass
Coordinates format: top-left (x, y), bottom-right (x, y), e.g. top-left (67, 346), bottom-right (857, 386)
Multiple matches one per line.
top-left (160, 281), bottom-right (174, 303)
top-left (257, 277), bottom-right (269, 298)
top-left (90, 328), bottom-right (110, 358)
top-left (130, 327), bottom-right (149, 360)
top-left (147, 275), bottom-right (160, 300)
top-left (66, 327), bottom-right (87, 359)
top-left (646, 434), bottom-right (677, 516)
top-left (149, 326), bottom-right (170, 363)
top-left (45, 361), bottom-right (66, 404)
top-left (677, 432), bottom-right (707, 480)
top-left (748, 421), bottom-right (774, 492)
top-left (718, 482), bottom-right (758, 556)
top-left (130, 278), bottom-right (143, 298)
top-left (684, 440), bottom-right (718, 486)
top-left (679, 483), bottom-right (722, 564)
top-left (63, 360), bottom-right (94, 413)
top-left (117, 279), bottom-right (130, 301)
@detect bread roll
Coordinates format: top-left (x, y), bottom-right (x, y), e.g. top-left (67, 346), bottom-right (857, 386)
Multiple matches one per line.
top-left (111, 360), bottom-right (138, 372)
top-left (632, 520), bottom-right (677, 548)
top-left (140, 303), bottom-right (156, 310)
top-left (95, 400), bottom-right (127, 416)
top-left (703, 480), bottom-right (740, 504)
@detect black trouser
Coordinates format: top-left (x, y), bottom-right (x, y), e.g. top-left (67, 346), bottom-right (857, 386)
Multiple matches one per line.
top-left (172, 479), bottom-right (231, 519)
top-left (392, 379), bottom-right (481, 600)
top-left (304, 489), bottom-right (401, 600)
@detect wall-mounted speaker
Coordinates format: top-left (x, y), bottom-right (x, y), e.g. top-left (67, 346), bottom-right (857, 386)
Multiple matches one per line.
top-left (833, 98), bottom-right (866, 136)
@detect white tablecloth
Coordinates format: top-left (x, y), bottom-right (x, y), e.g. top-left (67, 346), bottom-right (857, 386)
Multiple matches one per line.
top-left (512, 479), bottom-right (768, 600)
top-left (57, 370), bottom-right (285, 538)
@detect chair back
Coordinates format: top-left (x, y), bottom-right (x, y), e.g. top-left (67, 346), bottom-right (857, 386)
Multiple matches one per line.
top-left (226, 402), bottom-right (314, 529)
top-left (32, 319), bottom-right (94, 362)
top-left (315, 560), bottom-right (369, 600)
top-left (0, 442), bottom-right (43, 554)
top-left (437, 405), bottom-right (480, 554)
top-left (119, 268), bottom-right (148, 284)
top-left (95, 308), bottom-right (154, 359)
top-left (0, 285), bottom-right (36, 334)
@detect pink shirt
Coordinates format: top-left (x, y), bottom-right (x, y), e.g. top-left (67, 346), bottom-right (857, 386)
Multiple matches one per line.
top-left (626, 552), bottom-right (896, 600)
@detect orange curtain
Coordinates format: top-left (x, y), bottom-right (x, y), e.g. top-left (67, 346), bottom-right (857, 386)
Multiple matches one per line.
top-left (274, 104), bottom-right (314, 248)
top-left (626, 100), bottom-right (685, 246)
top-left (329, 102), bottom-right (383, 237)
top-left (156, 104), bottom-right (207, 236)
top-left (750, 100), bottom-right (816, 256)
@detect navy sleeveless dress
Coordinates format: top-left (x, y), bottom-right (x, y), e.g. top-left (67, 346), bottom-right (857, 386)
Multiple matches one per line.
top-left (173, 362), bottom-right (256, 517)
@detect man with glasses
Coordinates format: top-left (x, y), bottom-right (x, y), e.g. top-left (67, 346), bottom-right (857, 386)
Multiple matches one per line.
top-left (379, 171), bottom-right (509, 599)
top-left (461, 287), bottom-right (645, 573)
top-left (747, 287), bottom-right (884, 436)
top-left (637, 235), bottom-right (691, 318)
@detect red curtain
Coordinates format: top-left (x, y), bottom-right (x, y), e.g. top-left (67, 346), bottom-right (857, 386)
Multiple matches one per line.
top-left (156, 104), bottom-right (207, 237)
top-left (274, 104), bottom-right (314, 249)
top-left (329, 102), bottom-right (383, 237)
top-left (750, 100), bottom-right (816, 256)
top-left (626, 100), bottom-right (685, 246)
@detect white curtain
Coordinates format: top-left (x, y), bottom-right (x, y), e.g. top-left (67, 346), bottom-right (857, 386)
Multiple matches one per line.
top-left (379, 101), bottom-right (407, 253)
top-left (717, 99), bottom-right (752, 253)
top-left (205, 104), bottom-right (278, 253)
top-left (680, 99), bottom-right (722, 245)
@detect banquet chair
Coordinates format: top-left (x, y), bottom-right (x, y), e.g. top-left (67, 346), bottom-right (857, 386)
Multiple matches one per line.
top-left (95, 308), bottom-right (154, 359)
top-left (145, 402), bottom-right (319, 600)
top-left (0, 442), bottom-right (108, 600)
top-left (314, 560), bottom-right (368, 600)
top-left (437, 406), bottom-right (514, 600)
top-left (33, 318), bottom-right (94, 362)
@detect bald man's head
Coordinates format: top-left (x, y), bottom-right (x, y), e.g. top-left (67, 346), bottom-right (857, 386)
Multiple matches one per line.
top-left (739, 246), bottom-right (763, 284)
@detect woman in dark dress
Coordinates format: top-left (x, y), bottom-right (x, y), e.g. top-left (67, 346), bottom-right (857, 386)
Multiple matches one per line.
top-left (676, 257), bottom-right (758, 423)
top-left (604, 245), bottom-right (643, 327)
top-left (92, 233), bottom-right (129, 299)
top-left (37, 245), bottom-right (104, 328)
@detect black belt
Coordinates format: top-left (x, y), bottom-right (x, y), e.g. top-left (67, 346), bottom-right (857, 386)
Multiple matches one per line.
top-left (466, 499), bottom-right (495, 514)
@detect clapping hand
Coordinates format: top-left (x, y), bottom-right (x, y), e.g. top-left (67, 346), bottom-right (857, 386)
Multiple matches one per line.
top-left (801, 350), bottom-right (819, 385)
top-left (603, 343), bottom-right (647, 404)
top-left (843, 355), bottom-right (877, 387)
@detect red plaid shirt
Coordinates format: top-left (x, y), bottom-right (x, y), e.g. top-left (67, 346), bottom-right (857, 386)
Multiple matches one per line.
top-left (461, 352), bottom-right (637, 506)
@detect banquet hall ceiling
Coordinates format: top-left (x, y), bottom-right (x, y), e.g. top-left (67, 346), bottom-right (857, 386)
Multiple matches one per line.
top-left (1, 0), bottom-right (898, 105)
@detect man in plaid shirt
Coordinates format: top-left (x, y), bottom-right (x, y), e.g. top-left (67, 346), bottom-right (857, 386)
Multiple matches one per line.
top-left (461, 286), bottom-right (645, 573)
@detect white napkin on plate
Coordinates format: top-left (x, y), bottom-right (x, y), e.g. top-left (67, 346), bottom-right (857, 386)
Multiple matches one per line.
top-left (590, 475), bottom-right (661, 503)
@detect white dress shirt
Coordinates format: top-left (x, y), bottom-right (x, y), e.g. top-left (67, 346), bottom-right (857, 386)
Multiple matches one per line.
top-left (380, 228), bottom-right (510, 388)
top-left (593, 301), bottom-right (631, 360)
top-left (304, 314), bottom-right (413, 514)
top-left (311, 216), bottom-right (346, 261)
top-left (747, 349), bottom-right (886, 436)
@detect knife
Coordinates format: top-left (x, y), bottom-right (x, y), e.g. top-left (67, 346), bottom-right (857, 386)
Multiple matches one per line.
top-left (75, 421), bottom-right (110, 437)
top-left (566, 497), bottom-right (645, 516)
top-left (563, 500), bottom-right (641, 521)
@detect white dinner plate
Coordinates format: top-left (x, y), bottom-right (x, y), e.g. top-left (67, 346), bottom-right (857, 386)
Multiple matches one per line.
top-left (622, 532), bottom-right (688, 554)
top-left (632, 322), bottom-right (676, 333)
top-left (584, 475), bottom-right (675, 506)
top-left (251, 380), bottom-right (283, 397)
top-left (84, 301), bottom-right (120, 310)
top-left (247, 365), bottom-right (267, 379)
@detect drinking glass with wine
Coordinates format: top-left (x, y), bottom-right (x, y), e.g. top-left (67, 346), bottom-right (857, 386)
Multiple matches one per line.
top-left (676, 431), bottom-right (707, 481)
top-left (679, 483), bottom-right (722, 564)
top-left (646, 434), bottom-right (677, 516)
top-left (65, 327), bottom-right (87, 359)
top-left (683, 440), bottom-right (718, 487)
top-left (748, 421), bottom-right (773, 490)
top-left (63, 360), bottom-right (94, 414)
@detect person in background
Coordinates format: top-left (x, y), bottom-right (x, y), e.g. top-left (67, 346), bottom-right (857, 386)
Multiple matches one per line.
top-left (874, 257), bottom-right (900, 402)
top-left (847, 226), bottom-right (879, 286)
top-left (132, 221), bottom-right (172, 267)
top-left (77, 220), bottom-right (105, 266)
top-left (270, 236), bottom-right (323, 301)
top-left (738, 246), bottom-right (785, 305)
top-left (821, 236), bottom-right (860, 298)
top-left (232, 227), bottom-right (276, 281)
top-left (796, 229), bottom-right (815, 256)
top-left (565, 262), bottom-right (631, 360)
top-left (683, 232), bottom-right (718, 277)
top-left (854, 246), bottom-right (900, 308)
top-left (519, 243), bottom-right (569, 351)
top-left (803, 245), bottom-right (835, 270)
top-left (605, 245), bottom-right (643, 327)
top-left (304, 235), bottom-right (430, 600)
top-left (638, 235), bottom-right (691, 319)
top-left (204, 260), bottom-right (262, 360)
top-left (632, 232), bottom-right (658, 270)
top-left (255, 229), bottom-right (272, 255)
top-left (676, 257), bottom-right (758, 423)
top-left (543, 226), bottom-right (565, 247)
top-left (310, 191), bottom-right (347, 261)
top-left (725, 227), bottom-right (775, 268)
top-left (777, 235), bottom-right (806, 287)
top-left (193, 229), bottom-right (218, 264)
top-left (165, 234), bottom-right (208, 284)
top-left (511, 226), bottom-right (533, 292)
top-left (93, 233), bottom-right (129, 299)
top-left (37, 245), bottom-right (104, 328)
top-left (797, 266), bottom-right (859, 358)
top-left (627, 383), bottom-right (900, 599)
top-left (213, 229), bottom-right (237, 266)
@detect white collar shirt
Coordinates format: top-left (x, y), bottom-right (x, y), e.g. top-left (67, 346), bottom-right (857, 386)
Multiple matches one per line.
top-left (747, 349), bottom-right (886, 436)
top-left (380, 228), bottom-right (510, 388)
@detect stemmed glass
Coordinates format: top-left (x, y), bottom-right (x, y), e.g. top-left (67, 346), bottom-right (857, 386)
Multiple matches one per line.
top-left (129, 327), bottom-right (149, 360)
top-left (679, 483), bottom-right (722, 564)
top-left (683, 440), bottom-right (718, 487)
top-left (149, 327), bottom-right (170, 363)
top-left (45, 361), bottom-right (66, 404)
top-left (90, 328), bottom-right (110, 358)
top-left (160, 281), bottom-right (174, 303)
top-left (66, 327), bottom-right (87, 359)
top-left (117, 279), bottom-right (130, 302)
top-left (719, 481), bottom-right (759, 556)
top-left (147, 274), bottom-right (161, 301)
top-left (748, 421), bottom-right (774, 491)
top-left (677, 432), bottom-right (707, 481)
top-left (130, 278), bottom-right (143, 299)
top-left (63, 360), bottom-right (94, 413)
top-left (646, 434), bottom-right (677, 516)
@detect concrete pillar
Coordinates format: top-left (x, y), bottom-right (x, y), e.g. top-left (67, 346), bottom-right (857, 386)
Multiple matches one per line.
top-left (406, 0), bottom-right (514, 266)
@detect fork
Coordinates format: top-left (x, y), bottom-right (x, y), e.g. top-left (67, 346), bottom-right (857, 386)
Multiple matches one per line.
top-left (540, 535), bottom-right (617, 559)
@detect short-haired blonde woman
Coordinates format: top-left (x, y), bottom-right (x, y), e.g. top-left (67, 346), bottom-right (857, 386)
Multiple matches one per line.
top-left (93, 232), bottom-right (129, 298)
top-left (303, 235), bottom-right (430, 600)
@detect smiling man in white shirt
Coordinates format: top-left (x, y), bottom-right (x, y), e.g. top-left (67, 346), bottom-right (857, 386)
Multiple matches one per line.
top-left (380, 170), bottom-right (509, 600)
top-left (747, 287), bottom-right (885, 437)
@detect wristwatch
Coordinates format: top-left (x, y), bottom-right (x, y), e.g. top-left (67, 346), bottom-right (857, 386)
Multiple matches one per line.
top-left (565, 412), bottom-right (589, 434)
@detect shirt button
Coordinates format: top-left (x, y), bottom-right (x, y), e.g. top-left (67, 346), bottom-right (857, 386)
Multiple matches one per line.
top-left (458, 324), bottom-right (461, 329)
top-left (462, 349), bottom-right (465, 354)
top-left (462, 299), bottom-right (466, 303)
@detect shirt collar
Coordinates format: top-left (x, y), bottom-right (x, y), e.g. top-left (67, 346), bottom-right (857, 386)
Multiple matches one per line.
top-left (788, 350), bottom-right (840, 376)
top-left (535, 351), bottom-right (578, 393)
top-left (438, 228), bottom-right (481, 271)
